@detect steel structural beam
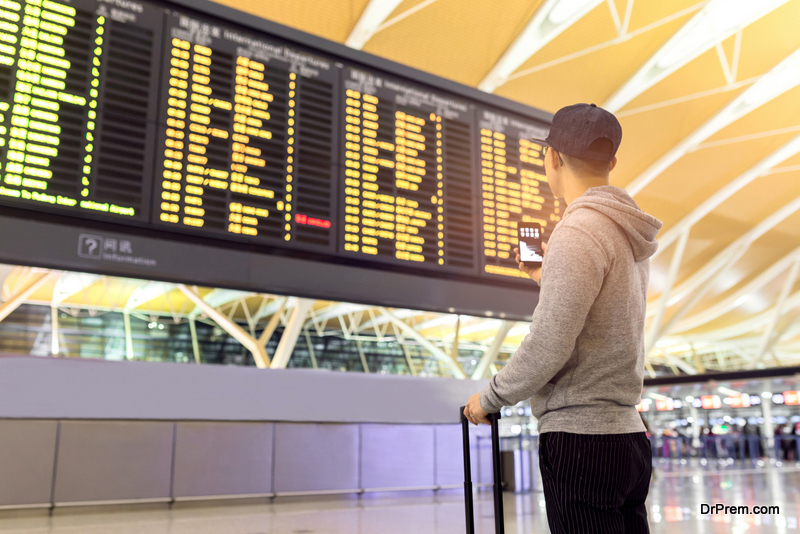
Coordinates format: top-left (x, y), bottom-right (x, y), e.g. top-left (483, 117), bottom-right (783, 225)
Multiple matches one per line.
top-left (253, 296), bottom-right (293, 323)
top-left (645, 229), bottom-right (690, 355)
top-left (304, 329), bottom-right (318, 369)
top-left (376, 307), bottom-right (466, 379)
top-left (123, 311), bottom-right (134, 360)
top-left (450, 315), bottom-right (461, 367)
top-left (304, 302), bottom-right (368, 329)
top-left (52, 272), bottom-right (102, 305)
top-left (50, 272), bottom-right (102, 356)
top-left (667, 195), bottom-right (800, 307)
top-left (414, 314), bottom-right (459, 333)
top-left (258, 297), bottom-right (288, 348)
top-left (605, 0), bottom-right (787, 113)
top-left (443, 318), bottom-right (503, 341)
top-left (478, 0), bottom-right (603, 93)
top-left (649, 133), bottom-right (800, 259)
top-left (659, 324), bottom-right (800, 358)
top-left (0, 264), bottom-right (16, 295)
top-left (675, 245), bottom-right (800, 331)
top-left (188, 288), bottom-right (252, 318)
top-left (691, 345), bottom-right (705, 374)
top-left (124, 281), bottom-right (174, 313)
top-left (471, 320), bottom-right (516, 380)
top-left (357, 308), bottom-right (423, 333)
top-left (189, 316), bottom-right (201, 364)
top-left (663, 290), bottom-right (800, 345)
top-left (400, 340), bottom-right (417, 376)
top-left (178, 284), bottom-right (269, 368)
top-left (270, 298), bottom-right (315, 369)
top-left (50, 305), bottom-right (59, 356)
top-left (752, 259), bottom-right (800, 367)
top-left (0, 270), bottom-right (50, 323)
top-left (345, 0), bottom-right (404, 50)
top-left (654, 244), bottom-right (750, 348)
top-left (655, 351), bottom-right (697, 375)
top-left (767, 310), bottom-right (800, 357)
top-left (356, 339), bottom-right (370, 373)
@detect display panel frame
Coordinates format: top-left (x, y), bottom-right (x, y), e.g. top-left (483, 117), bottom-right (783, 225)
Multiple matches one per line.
top-left (0, 0), bottom-right (555, 319)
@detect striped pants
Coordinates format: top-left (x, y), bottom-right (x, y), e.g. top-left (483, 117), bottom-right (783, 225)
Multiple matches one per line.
top-left (539, 431), bottom-right (652, 533)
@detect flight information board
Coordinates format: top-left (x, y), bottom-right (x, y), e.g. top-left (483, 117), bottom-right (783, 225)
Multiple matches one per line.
top-left (339, 68), bottom-right (477, 273)
top-left (0, 0), bottom-right (559, 291)
top-left (152, 10), bottom-right (338, 251)
top-left (0, 0), bottom-right (162, 220)
top-left (477, 110), bottom-right (561, 279)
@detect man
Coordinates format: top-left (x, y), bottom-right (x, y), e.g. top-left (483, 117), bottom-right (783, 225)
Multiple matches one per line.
top-left (463, 103), bottom-right (662, 533)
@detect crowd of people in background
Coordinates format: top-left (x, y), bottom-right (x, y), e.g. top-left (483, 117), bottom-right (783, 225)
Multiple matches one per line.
top-left (645, 419), bottom-right (800, 462)
top-left (775, 423), bottom-right (800, 461)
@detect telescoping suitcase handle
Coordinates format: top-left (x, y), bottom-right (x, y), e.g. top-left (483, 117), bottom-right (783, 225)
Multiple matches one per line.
top-left (460, 406), bottom-right (504, 534)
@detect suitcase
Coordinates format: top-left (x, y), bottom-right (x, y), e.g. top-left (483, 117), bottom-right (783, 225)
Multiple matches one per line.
top-left (460, 406), bottom-right (505, 534)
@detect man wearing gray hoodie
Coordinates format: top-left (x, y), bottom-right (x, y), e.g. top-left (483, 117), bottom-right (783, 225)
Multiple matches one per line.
top-left (463, 104), bottom-right (662, 533)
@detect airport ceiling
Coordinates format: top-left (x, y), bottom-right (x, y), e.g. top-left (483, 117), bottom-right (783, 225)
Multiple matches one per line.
top-left (3, 0), bottom-right (800, 376)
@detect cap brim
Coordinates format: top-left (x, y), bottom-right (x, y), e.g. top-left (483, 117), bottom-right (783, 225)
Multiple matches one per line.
top-left (530, 137), bottom-right (549, 146)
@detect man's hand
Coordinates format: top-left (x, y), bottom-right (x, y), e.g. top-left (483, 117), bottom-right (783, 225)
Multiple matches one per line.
top-left (514, 242), bottom-right (547, 284)
top-left (463, 393), bottom-right (490, 426)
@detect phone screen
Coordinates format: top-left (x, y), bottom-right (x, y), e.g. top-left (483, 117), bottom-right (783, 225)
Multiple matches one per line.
top-left (518, 223), bottom-right (543, 265)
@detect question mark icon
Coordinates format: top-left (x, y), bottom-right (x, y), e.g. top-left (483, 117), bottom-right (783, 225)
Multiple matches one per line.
top-left (78, 234), bottom-right (104, 259)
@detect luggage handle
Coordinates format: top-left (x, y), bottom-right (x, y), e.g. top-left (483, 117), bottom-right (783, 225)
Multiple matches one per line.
top-left (460, 406), bottom-right (505, 534)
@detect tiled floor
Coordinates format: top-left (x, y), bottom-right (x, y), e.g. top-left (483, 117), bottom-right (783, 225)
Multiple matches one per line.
top-left (2, 461), bottom-right (799, 533)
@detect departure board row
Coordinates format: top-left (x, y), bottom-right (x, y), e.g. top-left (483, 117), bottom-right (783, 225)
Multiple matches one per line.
top-left (0, 0), bottom-right (561, 285)
top-left (153, 12), bottom-right (338, 251)
top-left (340, 68), bottom-right (477, 273)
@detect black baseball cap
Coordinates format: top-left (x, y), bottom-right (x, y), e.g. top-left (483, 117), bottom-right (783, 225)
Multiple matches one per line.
top-left (534, 103), bottom-right (622, 162)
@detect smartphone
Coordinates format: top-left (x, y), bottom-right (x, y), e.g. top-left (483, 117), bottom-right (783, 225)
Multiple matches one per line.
top-left (518, 222), bottom-right (543, 268)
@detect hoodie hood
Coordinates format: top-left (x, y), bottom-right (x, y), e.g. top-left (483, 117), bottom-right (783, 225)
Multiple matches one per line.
top-left (562, 185), bottom-right (662, 262)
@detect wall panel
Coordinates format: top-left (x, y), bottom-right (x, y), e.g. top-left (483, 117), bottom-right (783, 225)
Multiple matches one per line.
top-left (172, 422), bottom-right (274, 498)
top-left (360, 424), bottom-right (435, 490)
top-left (53, 421), bottom-right (173, 504)
top-left (434, 424), bottom-right (463, 487)
top-left (273, 423), bottom-right (359, 494)
top-left (0, 420), bottom-right (57, 507)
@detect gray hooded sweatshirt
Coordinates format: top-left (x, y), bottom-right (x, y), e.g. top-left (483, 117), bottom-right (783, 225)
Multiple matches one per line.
top-left (479, 185), bottom-right (663, 434)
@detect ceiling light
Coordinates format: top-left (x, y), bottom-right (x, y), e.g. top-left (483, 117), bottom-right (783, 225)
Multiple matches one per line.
top-left (762, 391), bottom-right (773, 398)
top-left (718, 386), bottom-right (741, 396)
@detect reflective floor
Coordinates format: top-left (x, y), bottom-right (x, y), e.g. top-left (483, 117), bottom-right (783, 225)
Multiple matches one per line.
top-left (2, 462), bottom-right (800, 533)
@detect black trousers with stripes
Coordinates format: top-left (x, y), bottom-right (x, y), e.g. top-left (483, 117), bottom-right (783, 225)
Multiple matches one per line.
top-left (539, 431), bottom-right (652, 533)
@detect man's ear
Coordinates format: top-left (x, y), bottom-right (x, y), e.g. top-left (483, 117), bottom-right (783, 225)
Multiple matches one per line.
top-left (548, 147), bottom-right (561, 169)
top-left (609, 156), bottom-right (618, 172)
